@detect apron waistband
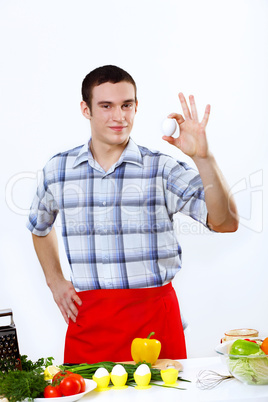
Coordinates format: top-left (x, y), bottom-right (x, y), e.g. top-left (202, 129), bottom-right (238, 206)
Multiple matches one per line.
top-left (77, 282), bottom-right (173, 301)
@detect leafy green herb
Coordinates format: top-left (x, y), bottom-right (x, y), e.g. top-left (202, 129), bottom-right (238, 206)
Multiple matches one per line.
top-left (0, 370), bottom-right (48, 402)
top-left (21, 354), bottom-right (54, 373)
top-left (0, 355), bottom-right (53, 402)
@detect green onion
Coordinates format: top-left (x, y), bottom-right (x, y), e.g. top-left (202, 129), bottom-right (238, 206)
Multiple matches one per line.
top-left (60, 361), bottom-right (190, 389)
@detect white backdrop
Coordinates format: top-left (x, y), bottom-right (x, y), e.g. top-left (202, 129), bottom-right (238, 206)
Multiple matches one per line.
top-left (1, 0), bottom-right (267, 364)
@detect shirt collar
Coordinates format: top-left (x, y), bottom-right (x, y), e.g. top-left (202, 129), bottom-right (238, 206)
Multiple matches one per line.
top-left (72, 137), bottom-right (143, 169)
top-left (72, 143), bottom-right (89, 168)
top-left (118, 137), bottom-right (143, 168)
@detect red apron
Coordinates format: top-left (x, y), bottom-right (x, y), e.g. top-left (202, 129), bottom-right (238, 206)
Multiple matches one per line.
top-left (64, 282), bottom-right (186, 364)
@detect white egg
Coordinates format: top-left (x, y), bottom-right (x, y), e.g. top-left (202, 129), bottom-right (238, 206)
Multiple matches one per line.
top-left (135, 364), bottom-right (151, 376)
top-left (111, 364), bottom-right (127, 376)
top-left (94, 367), bottom-right (109, 378)
top-left (162, 118), bottom-right (177, 137)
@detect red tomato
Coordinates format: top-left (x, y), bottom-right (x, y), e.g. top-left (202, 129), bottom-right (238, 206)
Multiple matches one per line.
top-left (44, 385), bottom-right (62, 398)
top-left (69, 373), bottom-right (86, 392)
top-left (52, 370), bottom-right (72, 383)
top-left (244, 338), bottom-right (257, 343)
top-left (60, 376), bottom-right (81, 396)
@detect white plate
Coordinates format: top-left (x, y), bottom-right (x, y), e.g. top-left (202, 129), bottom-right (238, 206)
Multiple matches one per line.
top-left (34, 379), bottom-right (97, 402)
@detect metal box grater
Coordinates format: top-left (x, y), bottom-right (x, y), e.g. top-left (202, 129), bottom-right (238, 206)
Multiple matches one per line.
top-left (0, 309), bottom-right (22, 373)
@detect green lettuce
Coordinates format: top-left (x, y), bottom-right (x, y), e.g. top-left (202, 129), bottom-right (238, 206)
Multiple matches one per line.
top-left (228, 349), bottom-right (268, 385)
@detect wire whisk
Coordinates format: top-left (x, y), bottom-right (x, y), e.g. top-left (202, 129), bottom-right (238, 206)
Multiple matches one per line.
top-left (196, 370), bottom-right (234, 390)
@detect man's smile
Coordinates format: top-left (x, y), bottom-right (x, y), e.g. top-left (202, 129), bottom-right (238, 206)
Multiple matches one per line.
top-left (109, 125), bottom-right (127, 131)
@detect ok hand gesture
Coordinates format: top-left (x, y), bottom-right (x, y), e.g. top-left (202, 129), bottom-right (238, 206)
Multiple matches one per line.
top-left (163, 93), bottom-right (211, 160)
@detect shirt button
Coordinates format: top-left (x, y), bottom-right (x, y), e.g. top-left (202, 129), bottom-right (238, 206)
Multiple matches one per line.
top-left (102, 201), bottom-right (106, 206)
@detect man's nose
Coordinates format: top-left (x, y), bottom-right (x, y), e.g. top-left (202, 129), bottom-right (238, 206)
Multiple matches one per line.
top-left (113, 106), bottom-right (125, 121)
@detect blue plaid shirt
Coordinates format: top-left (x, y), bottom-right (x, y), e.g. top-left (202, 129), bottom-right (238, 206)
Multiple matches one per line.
top-left (27, 138), bottom-right (209, 290)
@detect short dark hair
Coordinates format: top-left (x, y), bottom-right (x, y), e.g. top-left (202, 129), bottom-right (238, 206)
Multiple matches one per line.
top-left (81, 65), bottom-right (137, 111)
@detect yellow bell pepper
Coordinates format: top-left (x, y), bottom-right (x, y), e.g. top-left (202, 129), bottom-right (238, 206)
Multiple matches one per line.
top-left (131, 332), bottom-right (161, 365)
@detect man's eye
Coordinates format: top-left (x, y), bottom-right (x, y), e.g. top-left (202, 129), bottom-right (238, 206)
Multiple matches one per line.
top-left (123, 103), bottom-right (132, 109)
top-left (102, 105), bottom-right (110, 109)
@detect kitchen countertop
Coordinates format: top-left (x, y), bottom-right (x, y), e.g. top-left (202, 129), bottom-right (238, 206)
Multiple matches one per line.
top-left (82, 356), bottom-right (268, 402)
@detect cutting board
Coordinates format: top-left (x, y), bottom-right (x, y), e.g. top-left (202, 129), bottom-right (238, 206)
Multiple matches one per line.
top-left (120, 358), bottom-right (183, 371)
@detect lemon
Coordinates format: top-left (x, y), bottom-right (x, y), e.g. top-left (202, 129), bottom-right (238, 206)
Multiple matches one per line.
top-left (44, 365), bottom-right (61, 380)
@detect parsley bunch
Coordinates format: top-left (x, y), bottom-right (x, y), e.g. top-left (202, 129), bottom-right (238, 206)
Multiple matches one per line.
top-left (21, 354), bottom-right (54, 373)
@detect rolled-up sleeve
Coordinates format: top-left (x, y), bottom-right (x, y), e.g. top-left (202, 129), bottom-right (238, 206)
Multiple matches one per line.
top-left (164, 160), bottom-right (209, 228)
top-left (27, 167), bottom-right (58, 236)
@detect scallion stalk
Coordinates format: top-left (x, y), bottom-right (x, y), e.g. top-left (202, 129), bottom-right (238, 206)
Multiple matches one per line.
top-left (59, 361), bottom-right (190, 389)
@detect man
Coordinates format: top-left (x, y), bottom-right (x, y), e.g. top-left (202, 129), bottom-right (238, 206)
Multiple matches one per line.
top-left (27, 65), bottom-right (238, 363)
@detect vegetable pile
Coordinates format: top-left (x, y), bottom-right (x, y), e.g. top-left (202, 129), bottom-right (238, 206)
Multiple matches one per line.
top-left (227, 337), bottom-right (268, 385)
top-left (0, 353), bottom-right (190, 400)
top-left (0, 355), bottom-right (53, 402)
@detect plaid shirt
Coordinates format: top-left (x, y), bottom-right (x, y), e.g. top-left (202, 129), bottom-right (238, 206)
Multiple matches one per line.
top-left (27, 138), bottom-right (209, 290)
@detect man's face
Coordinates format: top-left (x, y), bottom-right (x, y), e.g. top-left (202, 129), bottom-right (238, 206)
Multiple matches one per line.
top-left (82, 81), bottom-right (138, 147)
